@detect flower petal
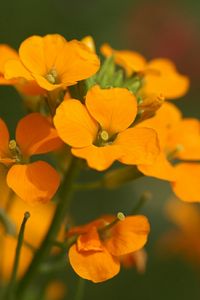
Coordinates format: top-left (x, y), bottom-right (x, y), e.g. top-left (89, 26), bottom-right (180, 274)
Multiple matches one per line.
top-left (19, 35), bottom-right (46, 75)
top-left (138, 152), bottom-right (176, 181)
top-left (7, 161), bottom-right (60, 204)
top-left (167, 118), bottom-right (200, 160)
top-left (171, 163), bottom-right (200, 202)
top-left (55, 40), bottom-right (100, 83)
top-left (144, 58), bottom-right (190, 99)
top-left (72, 144), bottom-right (123, 171)
top-left (54, 99), bottom-right (98, 148)
top-left (115, 127), bottom-right (160, 165)
top-left (104, 215), bottom-right (150, 256)
top-left (0, 44), bottom-right (18, 74)
top-left (101, 44), bottom-right (146, 76)
top-left (86, 85), bottom-right (137, 134)
top-left (5, 59), bottom-right (34, 81)
top-left (0, 118), bottom-right (9, 156)
top-left (77, 227), bottom-right (103, 252)
top-left (16, 113), bottom-right (63, 157)
top-left (69, 244), bottom-right (120, 282)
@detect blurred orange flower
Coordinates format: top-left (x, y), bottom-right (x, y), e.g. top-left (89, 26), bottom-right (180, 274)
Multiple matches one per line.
top-left (5, 34), bottom-right (100, 91)
top-left (0, 113), bottom-right (62, 204)
top-left (120, 248), bottom-right (147, 274)
top-left (101, 44), bottom-right (189, 99)
top-left (161, 200), bottom-right (200, 268)
top-left (67, 214), bottom-right (150, 282)
top-left (54, 85), bottom-right (159, 171)
top-left (0, 178), bottom-right (59, 280)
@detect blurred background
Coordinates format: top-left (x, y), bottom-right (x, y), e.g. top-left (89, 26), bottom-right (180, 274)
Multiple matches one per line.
top-left (0, 0), bottom-right (200, 299)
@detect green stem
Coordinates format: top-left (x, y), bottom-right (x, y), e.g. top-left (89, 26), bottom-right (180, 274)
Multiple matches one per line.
top-left (16, 157), bottom-right (80, 299)
top-left (74, 278), bottom-right (86, 300)
top-left (4, 212), bottom-right (30, 300)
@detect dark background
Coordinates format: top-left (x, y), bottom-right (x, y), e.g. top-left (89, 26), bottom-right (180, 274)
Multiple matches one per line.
top-left (1, 0), bottom-right (200, 299)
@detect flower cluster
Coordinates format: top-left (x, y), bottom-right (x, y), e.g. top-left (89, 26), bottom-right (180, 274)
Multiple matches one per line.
top-left (0, 33), bottom-right (199, 293)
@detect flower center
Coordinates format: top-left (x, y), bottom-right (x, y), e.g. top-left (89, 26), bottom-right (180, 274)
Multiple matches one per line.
top-left (100, 130), bottom-right (109, 142)
top-left (45, 68), bottom-right (59, 84)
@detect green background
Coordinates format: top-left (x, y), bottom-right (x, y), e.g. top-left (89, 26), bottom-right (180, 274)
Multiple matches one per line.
top-left (0, 0), bottom-right (200, 299)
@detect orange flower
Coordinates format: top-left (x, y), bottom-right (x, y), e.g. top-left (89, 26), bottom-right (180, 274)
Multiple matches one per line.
top-left (54, 85), bottom-right (159, 171)
top-left (0, 44), bottom-right (44, 96)
top-left (160, 200), bottom-right (200, 268)
top-left (0, 113), bottom-right (62, 204)
top-left (137, 102), bottom-right (200, 202)
top-left (101, 44), bottom-right (189, 99)
top-left (5, 34), bottom-right (100, 91)
top-left (0, 181), bottom-right (61, 280)
top-left (67, 213), bottom-right (150, 282)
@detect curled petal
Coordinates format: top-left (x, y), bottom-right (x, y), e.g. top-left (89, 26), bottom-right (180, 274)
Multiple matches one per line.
top-left (7, 161), bottom-right (60, 204)
top-left (86, 85), bottom-right (137, 135)
top-left (69, 244), bottom-right (120, 283)
top-left (16, 113), bottom-right (63, 156)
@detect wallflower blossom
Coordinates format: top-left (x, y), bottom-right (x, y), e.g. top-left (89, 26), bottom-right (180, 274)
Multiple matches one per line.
top-left (137, 102), bottom-right (200, 202)
top-left (0, 173), bottom-right (62, 280)
top-left (0, 113), bottom-right (62, 204)
top-left (160, 200), bottom-right (200, 268)
top-left (67, 213), bottom-right (150, 282)
top-left (5, 34), bottom-right (100, 92)
top-left (0, 44), bottom-right (44, 96)
top-left (54, 85), bottom-right (159, 171)
top-left (101, 44), bottom-right (189, 99)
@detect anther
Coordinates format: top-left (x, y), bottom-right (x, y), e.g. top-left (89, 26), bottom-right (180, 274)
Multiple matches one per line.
top-left (45, 68), bottom-right (58, 84)
top-left (100, 130), bottom-right (109, 142)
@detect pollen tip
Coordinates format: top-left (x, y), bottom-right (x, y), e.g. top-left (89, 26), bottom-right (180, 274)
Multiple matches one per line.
top-left (117, 212), bottom-right (125, 221)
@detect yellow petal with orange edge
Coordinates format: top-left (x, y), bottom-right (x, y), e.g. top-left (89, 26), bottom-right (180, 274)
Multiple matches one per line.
top-left (56, 40), bottom-right (100, 83)
top-left (77, 227), bottom-right (103, 252)
top-left (101, 44), bottom-right (146, 76)
top-left (172, 163), bottom-right (200, 202)
top-left (54, 99), bottom-right (98, 148)
top-left (16, 113), bottom-right (63, 157)
top-left (104, 215), bottom-right (150, 256)
top-left (0, 44), bottom-right (18, 73)
top-left (69, 244), bottom-right (120, 282)
top-left (115, 127), bottom-right (160, 165)
top-left (7, 161), bottom-right (60, 204)
top-left (167, 118), bottom-right (200, 160)
top-left (144, 58), bottom-right (190, 99)
top-left (19, 35), bottom-right (47, 75)
top-left (138, 152), bottom-right (176, 181)
top-left (0, 118), bottom-right (9, 156)
top-left (86, 85), bottom-right (137, 134)
top-left (5, 59), bottom-right (34, 81)
top-left (72, 144), bottom-right (123, 171)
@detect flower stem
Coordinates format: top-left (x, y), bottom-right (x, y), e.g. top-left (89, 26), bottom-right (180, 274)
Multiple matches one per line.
top-left (16, 157), bottom-right (80, 299)
top-left (74, 278), bottom-right (86, 300)
top-left (4, 211), bottom-right (30, 300)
